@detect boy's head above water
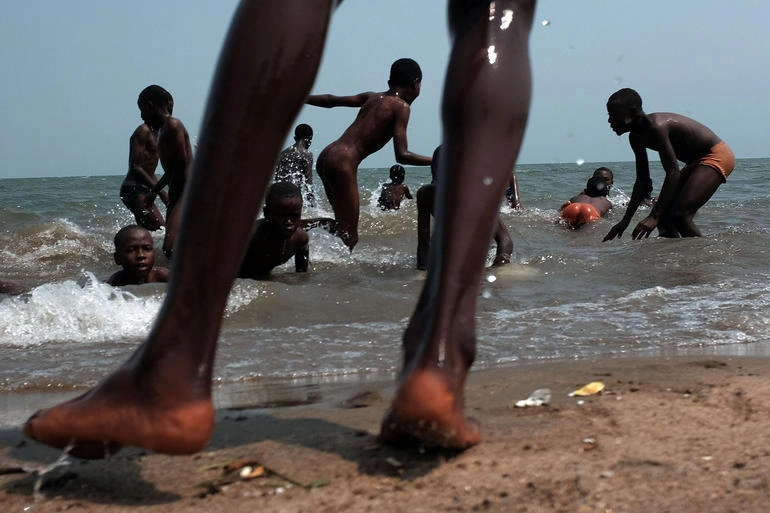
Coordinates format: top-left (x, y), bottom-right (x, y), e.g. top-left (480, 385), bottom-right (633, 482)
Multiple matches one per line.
top-left (389, 164), bottom-right (406, 184)
top-left (137, 84), bottom-right (174, 127)
top-left (606, 88), bottom-right (643, 136)
top-left (388, 58), bottom-right (422, 103)
top-left (113, 225), bottom-right (156, 279)
top-left (585, 176), bottom-right (609, 198)
top-left (264, 182), bottom-right (303, 238)
top-left (593, 166), bottom-right (614, 189)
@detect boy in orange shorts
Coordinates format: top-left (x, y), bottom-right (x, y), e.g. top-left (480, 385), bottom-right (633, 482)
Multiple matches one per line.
top-left (603, 88), bottom-right (735, 241)
top-left (560, 176), bottom-right (612, 229)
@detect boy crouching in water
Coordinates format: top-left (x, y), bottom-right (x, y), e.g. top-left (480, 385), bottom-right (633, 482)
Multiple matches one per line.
top-left (238, 182), bottom-right (310, 279)
top-left (107, 225), bottom-right (170, 286)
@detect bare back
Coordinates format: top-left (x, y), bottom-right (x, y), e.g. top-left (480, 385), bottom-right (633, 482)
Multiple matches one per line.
top-left (640, 113), bottom-right (721, 164)
top-left (126, 124), bottom-right (160, 185)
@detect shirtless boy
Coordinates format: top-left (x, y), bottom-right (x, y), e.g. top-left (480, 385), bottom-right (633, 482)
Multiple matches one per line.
top-left (238, 182), bottom-right (309, 279)
top-left (602, 88), bottom-right (735, 241)
top-left (560, 176), bottom-right (612, 229)
top-left (106, 225), bottom-right (169, 286)
top-left (139, 85), bottom-right (194, 258)
top-left (307, 58), bottom-right (432, 249)
top-left (274, 123), bottom-right (316, 207)
top-left (417, 147), bottom-right (513, 270)
top-left (119, 86), bottom-right (172, 231)
top-left (23, 0), bottom-right (535, 458)
top-left (378, 164), bottom-right (413, 210)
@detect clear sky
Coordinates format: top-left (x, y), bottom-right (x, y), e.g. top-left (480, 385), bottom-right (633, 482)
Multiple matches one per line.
top-left (1, 1), bottom-right (769, 179)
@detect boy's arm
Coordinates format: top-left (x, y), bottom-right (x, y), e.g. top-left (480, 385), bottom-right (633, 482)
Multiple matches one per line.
top-left (508, 173), bottom-right (522, 209)
top-left (306, 91), bottom-right (372, 108)
top-left (294, 243), bottom-right (309, 272)
top-left (404, 186), bottom-right (413, 199)
top-left (391, 103), bottom-right (432, 166)
top-left (603, 135), bottom-right (651, 242)
top-left (631, 138), bottom-right (680, 239)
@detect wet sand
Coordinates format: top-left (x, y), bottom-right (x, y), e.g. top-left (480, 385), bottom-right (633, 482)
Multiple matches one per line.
top-left (2, 355), bottom-right (770, 512)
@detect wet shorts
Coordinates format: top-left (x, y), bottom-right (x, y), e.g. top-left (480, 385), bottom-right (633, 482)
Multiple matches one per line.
top-left (560, 202), bottom-right (601, 228)
top-left (682, 140), bottom-right (735, 183)
top-left (120, 180), bottom-right (152, 207)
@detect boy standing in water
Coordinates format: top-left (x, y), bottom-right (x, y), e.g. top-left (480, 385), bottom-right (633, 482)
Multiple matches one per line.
top-left (238, 182), bottom-right (309, 279)
top-left (274, 123), bottom-right (316, 207)
top-left (107, 225), bottom-right (169, 286)
top-left (307, 58), bottom-right (433, 250)
top-left (417, 147), bottom-right (513, 270)
top-left (140, 85), bottom-right (194, 258)
top-left (603, 88), bottom-right (735, 241)
top-left (378, 164), bottom-right (413, 210)
top-left (119, 86), bottom-right (172, 231)
top-left (23, 0), bottom-right (535, 457)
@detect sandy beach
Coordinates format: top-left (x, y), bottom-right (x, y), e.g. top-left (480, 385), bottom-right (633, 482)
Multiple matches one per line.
top-left (2, 355), bottom-right (769, 512)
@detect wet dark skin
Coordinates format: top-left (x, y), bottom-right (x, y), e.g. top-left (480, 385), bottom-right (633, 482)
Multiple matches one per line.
top-left (238, 195), bottom-right (309, 280)
top-left (308, 72), bottom-right (432, 250)
top-left (417, 147), bottom-right (513, 270)
top-left (107, 228), bottom-right (170, 287)
top-left (23, 0), bottom-right (535, 458)
top-left (378, 183), bottom-right (413, 210)
top-left (142, 100), bottom-right (193, 258)
top-left (123, 123), bottom-right (168, 231)
top-left (602, 105), bottom-right (724, 241)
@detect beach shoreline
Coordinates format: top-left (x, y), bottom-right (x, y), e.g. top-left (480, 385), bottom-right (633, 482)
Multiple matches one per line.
top-left (2, 353), bottom-right (769, 512)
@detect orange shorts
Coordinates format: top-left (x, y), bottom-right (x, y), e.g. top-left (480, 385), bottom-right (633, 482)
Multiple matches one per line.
top-left (560, 202), bottom-right (601, 228)
top-left (682, 140), bottom-right (735, 182)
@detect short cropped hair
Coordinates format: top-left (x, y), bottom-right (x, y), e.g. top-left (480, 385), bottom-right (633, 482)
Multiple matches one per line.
top-left (138, 85), bottom-right (173, 109)
top-left (266, 181), bottom-right (302, 207)
top-left (294, 123), bottom-right (313, 140)
top-left (389, 164), bottom-right (406, 184)
top-left (585, 176), bottom-right (609, 198)
top-left (114, 224), bottom-right (149, 249)
top-left (389, 58), bottom-right (422, 87)
top-left (593, 166), bottom-right (614, 181)
top-left (607, 88), bottom-right (642, 110)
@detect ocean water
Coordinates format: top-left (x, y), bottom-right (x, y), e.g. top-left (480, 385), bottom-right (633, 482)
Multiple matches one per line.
top-left (2, 160), bottom-right (770, 406)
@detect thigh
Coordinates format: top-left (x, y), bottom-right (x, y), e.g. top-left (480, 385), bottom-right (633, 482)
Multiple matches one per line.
top-left (673, 165), bottom-right (723, 215)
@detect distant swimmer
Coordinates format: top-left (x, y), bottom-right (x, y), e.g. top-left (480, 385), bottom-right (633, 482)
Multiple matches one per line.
top-left (119, 86), bottom-right (172, 232)
top-left (603, 88), bottom-right (735, 241)
top-left (559, 176), bottom-right (612, 229)
top-left (307, 58), bottom-right (433, 250)
top-left (378, 164), bottom-right (413, 210)
top-left (106, 225), bottom-right (169, 286)
top-left (274, 123), bottom-right (316, 207)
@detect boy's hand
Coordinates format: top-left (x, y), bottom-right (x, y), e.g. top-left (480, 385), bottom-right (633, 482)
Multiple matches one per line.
top-left (602, 220), bottom-right (629, 242)
top-left (632, 216), bottom-right (658, 240)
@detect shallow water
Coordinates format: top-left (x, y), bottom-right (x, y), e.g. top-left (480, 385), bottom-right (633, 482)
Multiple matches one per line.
top-left (2, 160), bottom-right (770, 405)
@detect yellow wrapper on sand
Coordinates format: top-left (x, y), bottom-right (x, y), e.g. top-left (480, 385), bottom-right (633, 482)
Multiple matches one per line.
top-left (569, 381), bottom-right (605, 397)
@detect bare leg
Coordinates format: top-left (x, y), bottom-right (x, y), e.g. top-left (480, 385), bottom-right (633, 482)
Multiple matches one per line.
top-left (670, 165), bottom-right (722, 237)
top-left (24, 0), bottom-right (335, 458)
top-left (316, 150), bottom-right (360, 250)
top-left (381, 0), bottom-right (534, 448)
top-left (162, 203), bottom-right (181, 258)
top-left (491, 216), bottom-right (513, 266)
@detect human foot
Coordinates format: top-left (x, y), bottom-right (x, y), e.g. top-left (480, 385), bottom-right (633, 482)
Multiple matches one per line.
top-left (379, 368), bottom-right (480, 449)
top-left (24, 368), bottom-right (214, 459)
